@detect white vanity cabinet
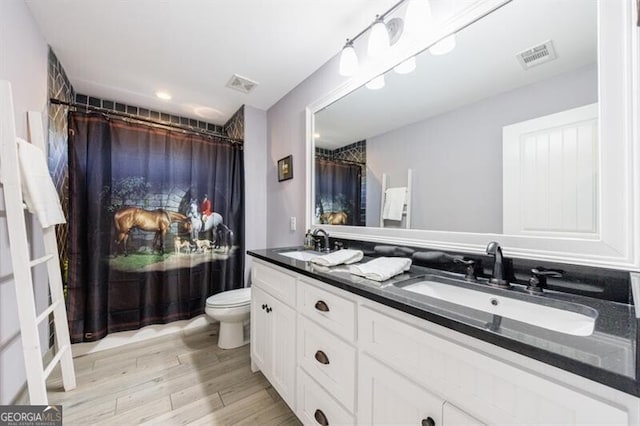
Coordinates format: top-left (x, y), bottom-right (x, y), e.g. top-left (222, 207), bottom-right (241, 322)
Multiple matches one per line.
top-left (359, 302), bottom-right (634, 425)
top-left (250, 262), bottom-right (297, 410)
top-left (250, 259), bottom-right (639, 425)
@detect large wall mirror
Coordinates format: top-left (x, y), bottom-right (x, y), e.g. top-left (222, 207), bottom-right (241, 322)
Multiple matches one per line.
top-left (307, 0), bottom-right (639, 269)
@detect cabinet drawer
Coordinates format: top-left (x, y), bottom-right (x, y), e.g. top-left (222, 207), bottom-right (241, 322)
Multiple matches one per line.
top-left (251, 261), bottom-right (296, 306)
top-left (359, 354), bottom-right (443, 426)
top-left (297, 279), bottom-right (356, 342)
top-left (296, 368), bottom-right (354, 426)
top-left (298, 316), bottom-right (356, 412)
top-left (443, 402), bottom-right (485, 426)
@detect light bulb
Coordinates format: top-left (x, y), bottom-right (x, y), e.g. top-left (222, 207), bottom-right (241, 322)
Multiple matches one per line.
top-left (429, 34), bottom-right (456, 55)
top-left (339, 40), bottom-right (359, 76)
top-left (404, 0), bottom-right (432, 39)
top-left (367, 15), bottom-right (389, 58)
top-left (366, 75), bottom-right (385, 90)
top-left (394, 56), bottom-right (416, 74)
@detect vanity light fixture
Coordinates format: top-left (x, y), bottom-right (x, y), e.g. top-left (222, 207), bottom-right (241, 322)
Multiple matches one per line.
top-left (339, 39), bottom-right (359, 76)
top-left (403, 0), bottom-right (432, 39)
top-left (428, 0), bottom-right (456, 55)
top-left (368, 15), bottom-right (391, 58)
top-left (394, 55), bottom-right (416, 74)
top-left (336, 0), bottom-right (428, 77)
top-left (366, 74), bottom-right (385, 90)
top-left (155, 91), bottom-right (172, 100)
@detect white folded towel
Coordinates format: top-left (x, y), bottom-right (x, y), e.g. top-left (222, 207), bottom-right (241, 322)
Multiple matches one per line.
top-left (382, 187), bottom-right (406, 221)
top-left (310, 249), bottom-right (364, 267)
top-left (16, 138), bottom-right (66, 228)
top-left (349, 257), bottom-right (412, 282)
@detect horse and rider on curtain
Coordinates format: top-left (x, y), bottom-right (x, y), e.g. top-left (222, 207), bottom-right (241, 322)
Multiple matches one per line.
top-left (67, 112), bottom-right (244, 343)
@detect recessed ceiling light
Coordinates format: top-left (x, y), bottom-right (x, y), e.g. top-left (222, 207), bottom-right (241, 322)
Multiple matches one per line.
top-left (194, 106), bottom-right (223, 120)
top-left (155, 91), bottom-right (172, 100)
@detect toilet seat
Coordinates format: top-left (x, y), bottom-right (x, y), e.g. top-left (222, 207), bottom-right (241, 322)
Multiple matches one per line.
top-left (206, 287), bottom-right (251, 309)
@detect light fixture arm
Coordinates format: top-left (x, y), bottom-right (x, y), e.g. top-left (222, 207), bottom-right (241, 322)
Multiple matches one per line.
top-left (345, 0), bottom-right (406, 46)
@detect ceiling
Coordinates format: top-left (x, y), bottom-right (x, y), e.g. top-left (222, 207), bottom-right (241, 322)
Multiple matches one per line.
top-left (26, 0), bottom-right (399, 125)
top-left (315, 0), bottom-right (597, 149)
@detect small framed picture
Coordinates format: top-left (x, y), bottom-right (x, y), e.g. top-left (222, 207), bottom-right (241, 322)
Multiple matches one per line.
top-left (278, 155), bottom-right (293, 182)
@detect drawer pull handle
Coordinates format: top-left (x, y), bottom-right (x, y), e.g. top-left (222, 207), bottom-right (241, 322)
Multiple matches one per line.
top-left (266, 306), bottom-right (272, 313)
top-left (314, 300), bottom-right (330, 312)
top-left (261, 304), bottom-right (267, 310)
top-left (314, 409), bottom-right (329, 426)
top-left (314, 350), bottom-right (330, 365)
top-left (421, 417), bottom-right (435, 426)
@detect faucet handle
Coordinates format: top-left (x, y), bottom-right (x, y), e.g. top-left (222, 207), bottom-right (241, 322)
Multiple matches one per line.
top-left (527, 267), bottom-right (563, 294)
top-left (531, 267), bottom-right (563, 277)
top-left (453, 257), bottom-right (480, 282)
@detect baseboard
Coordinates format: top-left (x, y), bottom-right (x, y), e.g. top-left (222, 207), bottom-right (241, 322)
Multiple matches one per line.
top-left (71, 315), bottom-right (213, 357)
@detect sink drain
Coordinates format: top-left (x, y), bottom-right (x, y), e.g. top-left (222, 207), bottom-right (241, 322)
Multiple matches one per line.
top-left (490, 298), bottom-right (499, 306)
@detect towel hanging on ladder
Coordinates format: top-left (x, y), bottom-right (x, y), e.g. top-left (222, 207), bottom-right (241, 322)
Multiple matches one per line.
top-left (16, 137), bottom-right (66, 228)
top-left (382, 187), bottom-right (407, 221)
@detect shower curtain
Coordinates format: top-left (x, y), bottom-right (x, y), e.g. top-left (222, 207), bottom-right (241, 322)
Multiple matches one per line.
top-left (315, 158), bottom-right (362, 226)
top-left (67, 112), bottom-right (244, 342)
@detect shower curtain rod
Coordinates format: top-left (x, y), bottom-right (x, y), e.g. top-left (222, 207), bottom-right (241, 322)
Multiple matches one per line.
top-left (49, 98), bottom-right (244, 146)
top-left (316, 155), bottom-right (365, 167)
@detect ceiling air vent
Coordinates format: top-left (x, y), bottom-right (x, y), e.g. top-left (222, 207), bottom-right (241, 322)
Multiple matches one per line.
top-left (226, 74), bottom-right (258, 94)
top-left (516, 40), bottom-right (557, 70)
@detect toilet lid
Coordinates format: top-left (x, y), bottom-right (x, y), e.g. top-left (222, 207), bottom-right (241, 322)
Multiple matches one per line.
top-left (206, 287), bottom-right (251, 308)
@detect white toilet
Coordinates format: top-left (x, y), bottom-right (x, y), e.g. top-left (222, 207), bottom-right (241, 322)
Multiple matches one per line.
top-left (205, 287), bottom-right (251, 349)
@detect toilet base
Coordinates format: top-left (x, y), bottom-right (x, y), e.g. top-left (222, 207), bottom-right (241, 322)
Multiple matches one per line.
top-left (218, 320), bottom-right (248, 349)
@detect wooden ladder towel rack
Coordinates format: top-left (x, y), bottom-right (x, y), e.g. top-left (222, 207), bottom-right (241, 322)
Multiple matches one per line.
top-left (0, 80), bottom-right (76, 404)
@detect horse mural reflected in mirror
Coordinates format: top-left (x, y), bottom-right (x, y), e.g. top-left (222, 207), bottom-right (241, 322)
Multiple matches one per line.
top-left (113, 207), bottom-right (192, 256)
top-left (315, 202), bottom-right (349, 225)
top-left (187, 199), bottom-right (233, 251)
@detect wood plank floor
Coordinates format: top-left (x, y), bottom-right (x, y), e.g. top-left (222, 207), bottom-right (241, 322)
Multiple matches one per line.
top-left (46, 324), bottom-right (301, 425)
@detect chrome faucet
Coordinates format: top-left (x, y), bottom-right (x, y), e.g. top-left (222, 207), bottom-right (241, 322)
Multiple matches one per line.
top-left (486, 241), bottom-right (510, 289)
top-left (312, 228), bottom-right (330, 252)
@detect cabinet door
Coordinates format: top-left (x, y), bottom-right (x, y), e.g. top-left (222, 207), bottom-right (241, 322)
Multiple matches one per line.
top-left (359, 354), bottom-right (443, 426)
top-left (269, 295), bottom-right (297, 407)
top-left (250, 286), bottom-right (269, 373)
top-left (443, 402), bottom-right (485, 426)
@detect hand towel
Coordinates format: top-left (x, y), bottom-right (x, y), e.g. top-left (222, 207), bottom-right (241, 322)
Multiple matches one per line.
top-left (382, 187), bottom-right (407, 221)
top-left (16, 138), bottom-right (66, 228)
top-left (311, 249), bottom-right (364, 267)
top-left (349, 257), bottom-right (412, 282)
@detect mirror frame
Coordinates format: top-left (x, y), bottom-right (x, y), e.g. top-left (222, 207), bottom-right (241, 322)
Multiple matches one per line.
top-left (306, 0), bottom-right (640, 270)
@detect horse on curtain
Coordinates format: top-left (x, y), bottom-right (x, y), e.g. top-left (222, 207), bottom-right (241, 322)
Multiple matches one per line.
top-left (113, 207), bottom-right (192, 256)
top-left (186, 200), bottom-right (233, 250)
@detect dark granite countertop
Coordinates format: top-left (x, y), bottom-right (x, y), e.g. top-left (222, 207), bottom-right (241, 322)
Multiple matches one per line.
top-left (248, 247), bottom-right (639, 397)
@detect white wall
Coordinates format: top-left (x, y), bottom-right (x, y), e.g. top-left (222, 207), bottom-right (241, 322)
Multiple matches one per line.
top-left (366, 64), bottom-right (598, 233)
top-left (266, 56), bottom-right (347, 247)
top-left (244, 105), bottom-right (267, 284)
top-left (0, 0), bottom-right (49, 404)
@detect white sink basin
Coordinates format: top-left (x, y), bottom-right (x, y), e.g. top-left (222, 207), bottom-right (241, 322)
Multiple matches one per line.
top-left (277, 250), bottom-right (321, 262)
top-left (400, 279), bottom-right (597, 336)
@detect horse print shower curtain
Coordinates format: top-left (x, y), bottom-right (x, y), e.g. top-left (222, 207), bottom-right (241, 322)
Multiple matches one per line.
top-left (67, 112), bottom-right (244, 342)
top-left (315, 158), bottom-right (363, 226)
